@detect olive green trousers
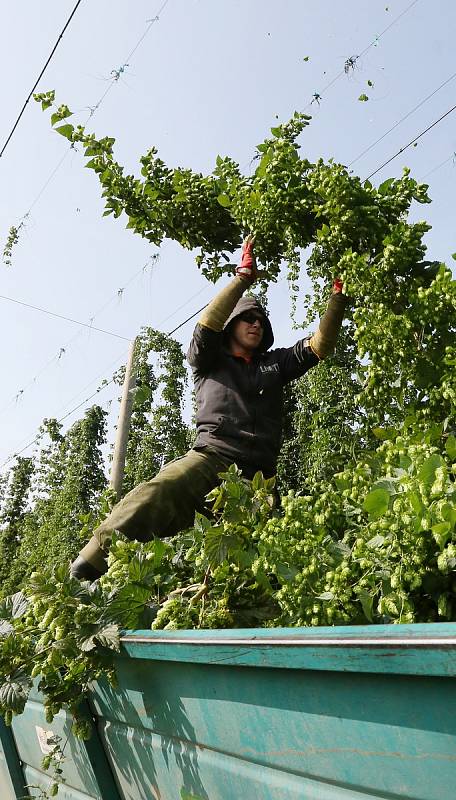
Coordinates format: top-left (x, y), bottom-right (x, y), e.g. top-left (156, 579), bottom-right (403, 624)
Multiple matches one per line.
top-left (78, 448), bottom-right (231, 572)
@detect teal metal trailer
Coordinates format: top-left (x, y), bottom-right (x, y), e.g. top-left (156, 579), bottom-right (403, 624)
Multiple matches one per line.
top-left (1, 622), bottom-right (456, 799)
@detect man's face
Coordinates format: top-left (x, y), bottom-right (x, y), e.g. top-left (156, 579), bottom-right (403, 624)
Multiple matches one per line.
top-left (229, 310), bottom-right (264, 353)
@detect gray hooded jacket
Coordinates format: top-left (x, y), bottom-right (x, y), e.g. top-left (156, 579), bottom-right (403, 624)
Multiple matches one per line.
top-left (187, 296), bottom-right (319, 476)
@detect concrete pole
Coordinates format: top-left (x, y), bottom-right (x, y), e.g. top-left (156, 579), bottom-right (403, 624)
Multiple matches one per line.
top-left (110, 338), bottom-right (137, 499)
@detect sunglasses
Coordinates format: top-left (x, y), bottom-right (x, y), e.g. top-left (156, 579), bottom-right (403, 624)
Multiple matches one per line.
top-left (238, 311), bottom-right (265, 326)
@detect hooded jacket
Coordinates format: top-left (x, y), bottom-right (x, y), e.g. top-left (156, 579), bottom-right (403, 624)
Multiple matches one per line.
top-left (187, 296), bottom-right (319, 476)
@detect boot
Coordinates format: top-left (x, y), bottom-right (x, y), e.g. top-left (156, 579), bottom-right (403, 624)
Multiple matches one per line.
top-left (70, 555), bottom-right (105, 581)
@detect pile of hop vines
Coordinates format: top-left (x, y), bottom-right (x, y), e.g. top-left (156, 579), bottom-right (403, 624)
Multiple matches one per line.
top-left (0, 432), bottom-right (455, 743)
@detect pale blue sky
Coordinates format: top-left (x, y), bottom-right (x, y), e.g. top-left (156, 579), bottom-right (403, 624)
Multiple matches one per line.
top-left (0, 0), bottom-right (455, 470)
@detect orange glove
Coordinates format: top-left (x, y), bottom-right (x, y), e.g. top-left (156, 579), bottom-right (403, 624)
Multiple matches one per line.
top-left (236, 236), bottom-right (257, 283)
top-left (333, 278), bottom-right (344, 294)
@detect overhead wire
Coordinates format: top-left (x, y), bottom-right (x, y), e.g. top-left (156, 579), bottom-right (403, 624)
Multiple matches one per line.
top-left (0, 0), bottom-right (186, 470)
top-left (8, 0), bottom-right (170, 228)
top-left (78, 0), bottom-right (171, 122)
top-left (0, 0), bottom-right (440, 470)
top-left (364, 100), bottom-right (456, 181)
top-left (0, 0), bottom-right (84, 160)
top-left (421, 151), bottom-right (456, 181)
top-left (0, 253), bottom-right (213, 419)
top-left (52, 285), bottom-right (212, 417)
top-left (0, 295), bottom-right (207, 470)
top-left (302, 0), bottom-right (420, 106)
top-left (5, 0), bottom-right (417, 382)
top-left (0, 256), bottom-right (159, 415)
top-left (241, 0), bottom-right (422, 177)
top-left (0, 1), bottom-right (172, 414)
top-left (348, 69), bottom-right (456, 169)
top-left (0, 293), bottom-right (131, 342)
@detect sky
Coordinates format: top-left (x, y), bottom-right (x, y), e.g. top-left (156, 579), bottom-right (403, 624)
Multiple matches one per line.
top-left (0, 0), bottom-right (455, 474)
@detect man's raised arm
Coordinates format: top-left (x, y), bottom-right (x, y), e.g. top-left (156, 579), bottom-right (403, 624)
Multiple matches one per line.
top-left (309, 279), bottom-right (349, 359)
top-left (187, 237), bottom-right (256, 369)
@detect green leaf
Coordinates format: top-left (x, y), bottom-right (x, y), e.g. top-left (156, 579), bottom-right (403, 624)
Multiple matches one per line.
top-left (216, 194), bottom-right (231, 208)
top-left (255, 151), bottom-right (272, 177)
top-left (150, 539), bottom-right (168, 569)
top-left (276, 563), bottom-right (299, 582)
top-left (251, 471), bottom-right (264, 491)
top-left (316, 223), bottom-right (330, 240)
top-left (270, 126), bottom-right (282, 137)
top-left (445, 435), bottom-right (456, 460)
top-left (363, 488), bottom-right (390, 519)
top-left (95, 623), bottom-right (120, 651)
top-left (372, 426), bottom-right (398, 440)
top-left (204, 526), bottom-right (242, 568)
top-left (0, 671), bottom-right (32, 713)
top-left (327, 540), bottom-right (351, 561)
top-left (3, 592), bottom-right (29, 619)
top-left (378, 177), bottom-right (394, 195)
top-left (55, 124), bottom-right (74, 140)
top-left (439, 503), bottom-right (456, 527)
top-left (372, 479), bottom-right (397, 496)
top-left (80, 622), bottom-right (120, 652)
top-left (249, 191), bottom-right (261, 208)
top-left (358, 93), bottom-right (369, 102)
top-left (419, 454), bottom-right (445, 489)
top-left (106, 585), bottom-right (153, 628)
top-left (303, 56), bottom-right (310, 62)
top-left (367, 534), bottom-right (385, 549)
top-left (367, 79), bottom-right (374, 87)
top-left (128, 554), bottom-right (155, 584)
top-left (131, 384), bottom-right (152, 408)
top-left (451, 253), bottom-right (456, 261)
top-left (317, 591), bottom-right (334, 600)
top-left (408, 491), bottom-right (424, 515)
top-left (0, 621), bottom-right (13, 637)
top-left (432, 521), bottom-right (451, 548)
top-left (51, 108), bottom-right (72, 126)
top-left (358, 589), bottom-right (374, 622)
top-left (226, 482), bottom-right (242, 499)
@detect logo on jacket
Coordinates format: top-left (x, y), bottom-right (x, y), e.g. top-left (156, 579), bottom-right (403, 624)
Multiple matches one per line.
top-left (259, 363), bottom-right (280, 374)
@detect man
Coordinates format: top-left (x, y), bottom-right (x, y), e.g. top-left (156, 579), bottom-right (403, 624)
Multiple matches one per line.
top-left (71, 238), bottom-right (348, 579)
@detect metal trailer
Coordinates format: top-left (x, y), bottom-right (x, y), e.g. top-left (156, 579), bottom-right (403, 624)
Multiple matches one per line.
top-left (1, 622), bottom-right (456, 800)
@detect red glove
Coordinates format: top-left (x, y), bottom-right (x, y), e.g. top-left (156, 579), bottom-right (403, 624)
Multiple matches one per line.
top-left (333, 278), bottom-right (344, 294)
top-left (236, 236), bottom-right (257, 283)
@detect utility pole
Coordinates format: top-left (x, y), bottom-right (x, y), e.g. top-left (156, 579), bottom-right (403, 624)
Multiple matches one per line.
top-left (110, 338), bottom-right (137, 499)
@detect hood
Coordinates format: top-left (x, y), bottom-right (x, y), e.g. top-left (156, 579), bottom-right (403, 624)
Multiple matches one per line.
top-left (223, 296), bottom-right (274, 352)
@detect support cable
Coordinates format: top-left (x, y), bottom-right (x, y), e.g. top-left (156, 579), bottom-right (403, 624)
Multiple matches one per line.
top-left (0, 293), bottom-right (131, 342)
top-left (421, 151), bottom-right (456, 181)
top-left (7, 0), bottom-right (170, 226)
top-left (0, 297), bottom-right (207, 470)
top-left (348, 70), bottom-right (456, 169)
top-left (364, 101), bottom-right (456, 181)
top-left (0, 0), bottom-right (83, 160)
top-left (0, 257), bottom-right (211, 417)
top-left (304, 0), bottom-right (420, 105)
